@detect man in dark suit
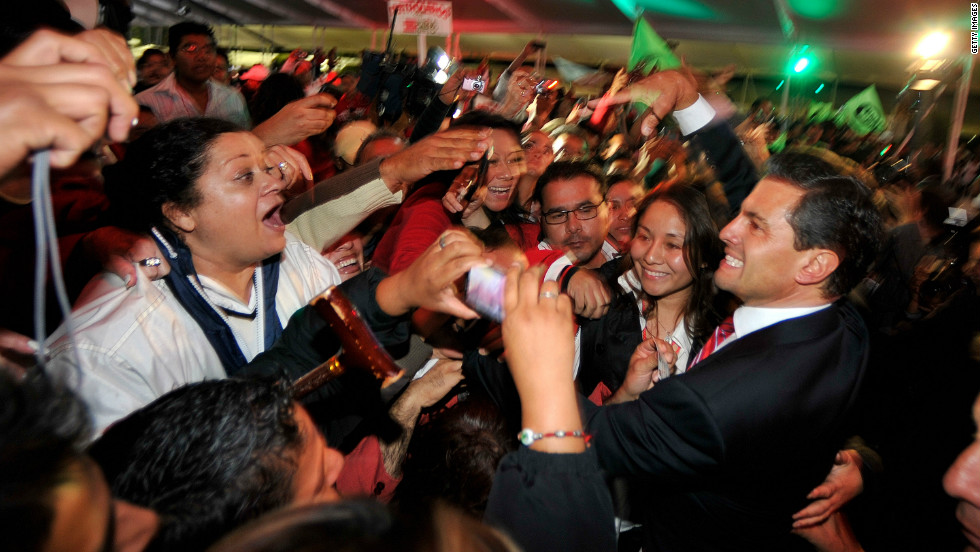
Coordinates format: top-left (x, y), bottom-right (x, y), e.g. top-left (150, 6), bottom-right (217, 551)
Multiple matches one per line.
top-left (508, 70), bottom-right (884, 551)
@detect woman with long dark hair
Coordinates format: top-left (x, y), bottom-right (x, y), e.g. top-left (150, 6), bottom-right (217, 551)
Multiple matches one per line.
top-left (578, 182), bottom-right (726, 402)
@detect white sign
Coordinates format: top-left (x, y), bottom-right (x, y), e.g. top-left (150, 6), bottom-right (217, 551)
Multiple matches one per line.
top-left (387, 0), bottom-right (453, 36)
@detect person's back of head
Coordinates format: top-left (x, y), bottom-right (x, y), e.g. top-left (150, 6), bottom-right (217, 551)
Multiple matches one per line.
top-left (89, 378), bottom-right (301, 550)
top-left (394, 397), bottom-right (515, 517)
top-left (207, 500), bottom-right (520, 552)
top-left (249, 73), bottom-right (306, 125)
top-left (0, 370), bottom-right (92, 551)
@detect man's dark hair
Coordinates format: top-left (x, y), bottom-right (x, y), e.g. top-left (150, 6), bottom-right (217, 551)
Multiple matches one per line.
top-left (89, 379), bottom-right (302, 550)
top-left (0, 370), bottom-right (91, 552)
top-left (167, 21), bottom-right (215, 54)
top-left (136, 48), bottom-right (166, 69)
top-left (764, 151), bottom-right (884, 297)
top-left (533, 160), bottom-right (607, 206)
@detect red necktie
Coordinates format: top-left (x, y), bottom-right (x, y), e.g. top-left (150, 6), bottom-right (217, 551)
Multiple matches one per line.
top-left (689, 315), bottom-right (735, 368)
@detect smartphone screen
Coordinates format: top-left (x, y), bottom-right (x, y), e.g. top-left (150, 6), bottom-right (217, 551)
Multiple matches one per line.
top-left (465, 265), bottom-right (506, 322)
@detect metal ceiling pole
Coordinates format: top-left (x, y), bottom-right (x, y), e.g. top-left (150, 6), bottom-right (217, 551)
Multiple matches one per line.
top-left (780, 74), bottom-right (791, 133)
top-left (944, 55), bottom-right (974, 182)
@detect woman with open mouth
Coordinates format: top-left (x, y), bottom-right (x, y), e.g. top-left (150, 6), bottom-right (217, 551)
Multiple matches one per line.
top-left (44, 118), bottom-right (486, 435)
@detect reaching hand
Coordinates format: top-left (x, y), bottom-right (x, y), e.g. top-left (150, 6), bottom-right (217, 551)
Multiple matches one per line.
top-left (589, 68), bottom-right (699, 137)
top-left (402, 358), bottom-right (464, 409)
top-left (376, 229), bottom-right (487, 319)
top-left (253, 94), bottom-right (337, 147)
top-left (379, 128), bottom-right (492, 196)
top-left (792, 512), bottom-right (864, 552)
top-left (566, 269), bottom-right (612, 319)
top-left (83, 226), bottom-right (169, 287)
top-left (792, 449), bottom-right (865, 528)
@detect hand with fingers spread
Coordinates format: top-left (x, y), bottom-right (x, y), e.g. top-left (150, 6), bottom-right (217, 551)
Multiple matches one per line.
top-left (375, 229), bottom-right (487, 319)
top-left (792, 512), bottom-right (864, 552)
top-left (252, 93), bottom-right (337, 147)
top-left (792, 449), bottom-right (865, 528)
top-left (379, 127), bottom-right (492, 196)
top-left (589, 68), bottom-right (699, 138)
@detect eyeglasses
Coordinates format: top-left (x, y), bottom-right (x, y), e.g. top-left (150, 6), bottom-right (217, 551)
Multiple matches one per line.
top-left (179, 42), bottom-right (216, 55)
top-left (543, 201), bottom-right (604, 225)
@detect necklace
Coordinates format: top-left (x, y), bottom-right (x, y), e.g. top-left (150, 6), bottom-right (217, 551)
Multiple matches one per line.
top-left (655, 316), bottom-right (673, 342)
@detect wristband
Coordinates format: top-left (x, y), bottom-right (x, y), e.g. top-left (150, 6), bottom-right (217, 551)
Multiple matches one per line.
top-left (518, 428), bottom-right (590, 446)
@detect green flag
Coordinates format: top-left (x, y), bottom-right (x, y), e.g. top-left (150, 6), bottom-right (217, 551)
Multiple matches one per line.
top-left (835, 85), bottom-right (886, 136)
top-left (629, 17), bottom-right (680, 74)
top-left (808, 101), bottom-right (833, 123)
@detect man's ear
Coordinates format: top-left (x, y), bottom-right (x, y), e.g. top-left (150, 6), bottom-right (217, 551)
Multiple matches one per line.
top-left (162, 202), bottom-right (196, 234)
top-left (796, 249), bottom-right (839, 286)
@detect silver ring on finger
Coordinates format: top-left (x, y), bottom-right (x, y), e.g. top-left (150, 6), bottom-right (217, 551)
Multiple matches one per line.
top-left (539, 291), bottom-right (558, 299)
top-left (278, 161), bottom-right (289, 172)
top-left (439, 235), bottom-right (447, 249)
top-left (138, 257), bottom-right (161, 267)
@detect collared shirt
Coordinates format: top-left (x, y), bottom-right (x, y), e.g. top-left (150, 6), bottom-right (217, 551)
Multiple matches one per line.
top-left (537, 237), bottom-right (620, 279)
top-left (716, 303), bottom-right (831, 352)
top-left (673, 94), bottom-right (717, 136)
top-left (617, 270), bottom-right (694, 373)
top-left (136, 72), bottom-right (251, 127)
top-left (46, 233), bottom-right (338, 438)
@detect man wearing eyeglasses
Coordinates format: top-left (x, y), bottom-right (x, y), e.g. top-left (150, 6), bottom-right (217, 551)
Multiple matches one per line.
top-left (536, 161), bottom-right (616, 270)
top-left (136, 22), bottom-right (250, 128)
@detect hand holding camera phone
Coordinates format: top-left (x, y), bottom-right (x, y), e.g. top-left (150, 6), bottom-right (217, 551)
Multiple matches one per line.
top-left (462, 74), bottom-right (486, 93)
top-left (456, 146), bottom-right (492, 204)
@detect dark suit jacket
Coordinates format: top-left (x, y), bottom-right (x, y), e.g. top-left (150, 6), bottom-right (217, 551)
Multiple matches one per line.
top-left (584, 300), bottom-right (871, 551)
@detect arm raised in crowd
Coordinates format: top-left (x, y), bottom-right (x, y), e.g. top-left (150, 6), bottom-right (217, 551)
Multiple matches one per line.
top-left (284, 127), bottom-right (491, 252)
top-left (484, 266), bottom-right (616, 552)
top-left (593, 67), bottom-right (758, 214)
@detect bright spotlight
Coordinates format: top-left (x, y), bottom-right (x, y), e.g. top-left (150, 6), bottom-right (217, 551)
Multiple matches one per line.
top-left (915, 32), bottom-right (950, 58)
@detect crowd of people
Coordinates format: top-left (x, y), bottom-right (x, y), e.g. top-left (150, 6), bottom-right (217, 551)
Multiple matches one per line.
top-left (2, 3), bottom-right (980, 551)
